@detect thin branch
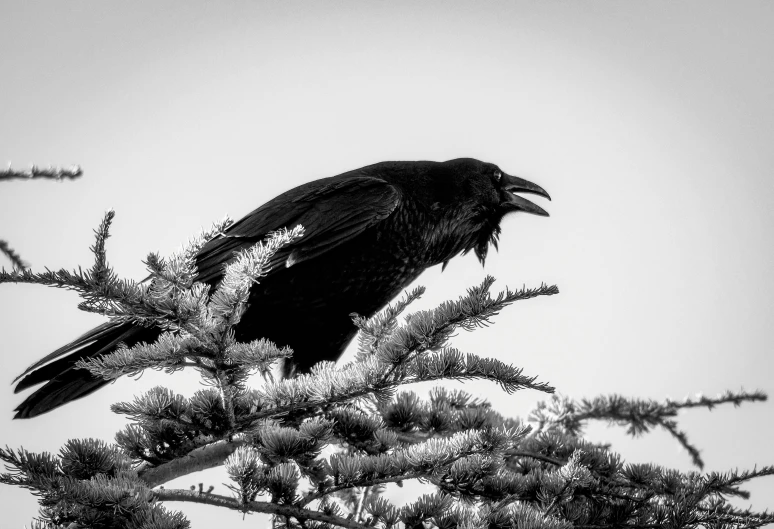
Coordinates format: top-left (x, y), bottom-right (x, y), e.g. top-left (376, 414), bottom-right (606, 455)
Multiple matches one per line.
top-left (242, 349), bottom-right (553, 428)
top-left (139, 440), bottom-right (246, 488)
top-left (573, 523), bottom-right (664, 529)
top-left (300, 471), bottom-right (427, 506)
top-left (0, 240), bottom-right (28, 269)
top-left (0, 163), bottom-right (82, 182)
top-left (532, 390), bottom-right (766, 469)
top-left (155, 489), bottom-right (370, 529)
top-left (659, 420), bottom-right (703, 469)
top-left (354, 485), bottom-right (371, 523)
top-left (667, 389), bottom-right (768, 411)
top-left (701, 465), bottom-right (774, 496)
top-left (507, 450), bottom-right (565, 466)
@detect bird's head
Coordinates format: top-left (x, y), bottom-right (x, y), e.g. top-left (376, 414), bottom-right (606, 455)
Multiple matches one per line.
top-left (416, 158), bottom-right (551, 265)
top-left (435, 158), bottom-right (551, 217)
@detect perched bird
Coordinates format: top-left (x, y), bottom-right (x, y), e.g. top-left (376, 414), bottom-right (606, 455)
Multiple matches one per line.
top-left (13, 158), bottom-right (550, 418)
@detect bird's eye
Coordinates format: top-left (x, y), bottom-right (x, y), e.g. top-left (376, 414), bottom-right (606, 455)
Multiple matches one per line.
top-left (494, 170), bottom-right (502, 181)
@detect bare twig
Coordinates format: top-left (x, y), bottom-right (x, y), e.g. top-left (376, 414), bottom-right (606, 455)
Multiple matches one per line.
top-left (507, 450), bottom-right (565, 466)
top-left (154, 489), bottom-right (370, 529)
top-left (300, 471), bottom-right (426, 506)
top-left (1, 163), bottom-right (81, 268)
top-left (0, 164), bottom-right (82, 182)
top-left (354, 486), bottom-right (371, 522)
top-left (0, 240), bottom-right (28, 269)
top-left (139, 440), bottom-right (246, 487)
top-left (531, 390), bottom-right (767, 469)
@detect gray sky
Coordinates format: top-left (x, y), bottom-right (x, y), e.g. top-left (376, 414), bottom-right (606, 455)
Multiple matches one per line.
top-left (2, 2), bottom-right (773, 526)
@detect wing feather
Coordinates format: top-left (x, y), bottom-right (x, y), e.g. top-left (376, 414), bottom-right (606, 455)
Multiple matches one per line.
top-left (195, 176), bottom-right (399, 283)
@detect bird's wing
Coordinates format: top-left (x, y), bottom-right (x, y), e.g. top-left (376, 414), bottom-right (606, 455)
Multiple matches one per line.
top-left (195, 176), bottom-right (400, 283)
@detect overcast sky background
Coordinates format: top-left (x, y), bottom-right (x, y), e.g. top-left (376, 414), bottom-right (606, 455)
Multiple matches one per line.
top-left (2, 2), bottom-right (773, 527)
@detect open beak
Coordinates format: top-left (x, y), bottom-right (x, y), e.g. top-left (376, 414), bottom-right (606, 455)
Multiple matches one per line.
top-left (501, 173), bottom-right (551, 216)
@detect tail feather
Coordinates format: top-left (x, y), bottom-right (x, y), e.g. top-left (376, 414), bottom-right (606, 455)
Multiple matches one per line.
top-left (14, 370), bottom-right (110, 419)
top-left (14, 353), bottom-right (92, 394)
top-left (14, 322), bottom-right (118, 383)
top-left (13, 322), bottom-right (160, 419)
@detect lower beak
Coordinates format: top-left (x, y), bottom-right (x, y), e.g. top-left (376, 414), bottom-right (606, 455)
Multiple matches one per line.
top-left (501, 173), bottom-right (551, 216)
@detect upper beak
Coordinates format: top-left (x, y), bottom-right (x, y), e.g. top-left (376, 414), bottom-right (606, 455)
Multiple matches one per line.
top-left (501, 173), bottom-right (551, 216)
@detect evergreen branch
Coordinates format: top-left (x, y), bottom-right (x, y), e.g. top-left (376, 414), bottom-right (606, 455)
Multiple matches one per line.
top-left (5, 205), bottom-right (772, 528)
top-left (89, 210), bottom-right (114, 282)
top-left (0, 445), bottom-right (59, 492)
top-left (226, 339), bottom-right (294, 372)
top-left (401, 492), bottom-right (456, 528)
top-left (113, 387), bottom-right (206, 429)
top-left (305, 427), bottom-right (525, 506)
top-left (695, 503), bottom-right (774, 528)
top-left (377, 277), bottom-right (558, 367)
top-left (353, 285), bottom-right (426, 357)
top-left (0, 239), bottom-right (28, 269)
top-left (1, 444), bottom-right (189, 529)
top-left (0, 211), bottom-right (157, 322)
top-left (373, 388), bottom-right (510, 443)
top-left (76, 332), bottom-right (204, 380)
top-left (0, 264), bottom-right (140, 301)
top-left (409, 347), bottom-right (554, 394)
top-left (0, 214), bottom-right (238, 335)
top-left (0, 163), bottom-right (82, 182)
top-left (241, 350), bottom-right (552, 427)
top-left (209, 225), bottom-right (304, 327)
top-left (235, 280), bottom-right (557, 425)
top-left (154, 489), bottom-right (370, 529)
top-left (701, 465), bottom-right (774, 498)
top-left (183, 226), bottom-right (305, 431)
top-left (148, 216), bottom-right (233, 290)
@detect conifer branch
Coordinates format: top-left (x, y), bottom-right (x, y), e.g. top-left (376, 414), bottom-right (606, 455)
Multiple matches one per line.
top-left (146, 215), bottom-right (233, 290)
top-left (0, 264), bottom-right (147, 318)
top-left (4, 210), bottom-right (772, 529)
top-left (700, 465), bottom-right (774, 498)
top-left (0, 444), bottom-right (188, 529)
top-left (304, 426), bottom-right (527, 506)
top-left (353, 285), bottom-right (426, 357)
top-left (238, 350), bottom-right (552, 427)
top-left (0, 210), bottom-right (152, 321)
top-left (0, 163), bottom-right (82, 182)
top-left (76, 332), bottom-right (205, 379)
top-left (209, 225), bottom-right (304, 327)
top-left (153, 489), bottom-right (370, 529)
top-left (233, 279), bottom-right (558, 426)
top-left (694, 503), bottom-right (774, 528)
top-left (89, 209), bottom-right (114, 281)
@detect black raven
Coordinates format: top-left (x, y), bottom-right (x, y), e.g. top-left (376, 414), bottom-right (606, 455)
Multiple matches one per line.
top-left (13, 158), bottom-right (550, 418)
